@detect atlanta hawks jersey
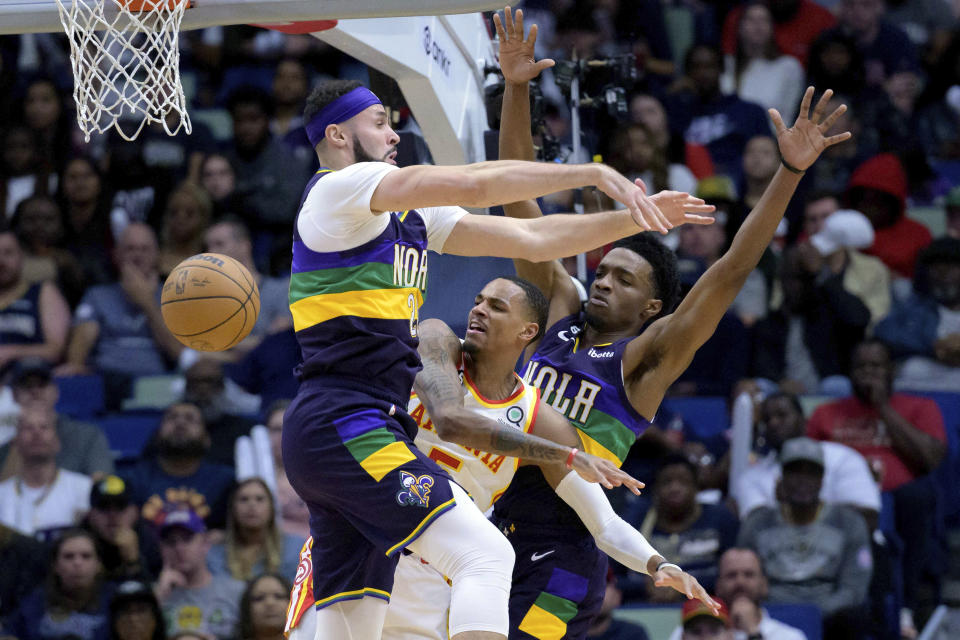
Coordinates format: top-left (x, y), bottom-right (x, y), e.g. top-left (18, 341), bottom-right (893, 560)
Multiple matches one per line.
top-left (408, 364), bottom-right (540, 512)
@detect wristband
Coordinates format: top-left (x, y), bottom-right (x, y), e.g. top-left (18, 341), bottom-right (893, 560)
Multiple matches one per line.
top-left (780, 156), bottom-right (805, 175)
top-left (566, 448), bottom-right (578, 469)
top-left (655, 561), bottom-right (681, 574)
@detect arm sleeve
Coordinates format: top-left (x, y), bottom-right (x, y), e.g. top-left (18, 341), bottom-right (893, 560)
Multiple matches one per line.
top-left (554, 471), bottom-right (661, 574)
top-left (296, 162), bottom-right (398, 252)
top-left (417, 206), bottom-right (470, 253)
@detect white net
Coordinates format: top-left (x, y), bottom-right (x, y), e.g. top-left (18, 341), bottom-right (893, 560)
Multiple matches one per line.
top-left (54, 0), bottom-right (192, 142)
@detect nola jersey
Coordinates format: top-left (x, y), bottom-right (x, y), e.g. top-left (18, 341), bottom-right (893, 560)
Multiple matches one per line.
top-left (289, 163), bottom-right (465, 404)
top-left (408, 362), bottom-right (540, 511)
top-left (494, 313), bottom-right (652, 533)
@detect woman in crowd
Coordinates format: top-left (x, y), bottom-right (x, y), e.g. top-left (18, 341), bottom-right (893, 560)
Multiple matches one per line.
top-left (207, 478), bottom-right (301, 581)
top-left (722, 1), bottom-right (804, 123)
top-left (58, 155), bottom-right (114, 288)
top-left (7, 529), bottom-right (113, 640)
top-left (237, 573), bottom-right (291, 640)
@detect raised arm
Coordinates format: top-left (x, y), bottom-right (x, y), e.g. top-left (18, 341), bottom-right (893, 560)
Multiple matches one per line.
top-left (491, 7), bottom-right (713, 321)
top-left (413, 318), bottom-right (638, 489)
top-left (625, 87), bottom-right (852, 387)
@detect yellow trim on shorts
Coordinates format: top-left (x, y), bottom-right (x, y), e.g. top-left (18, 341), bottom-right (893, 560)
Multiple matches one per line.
top-left (385, 497), bottom-right (457, 557)
top-left (518, 604), bottom-right (567, 640)
top-left (314, 587), bottom-right (390, 609)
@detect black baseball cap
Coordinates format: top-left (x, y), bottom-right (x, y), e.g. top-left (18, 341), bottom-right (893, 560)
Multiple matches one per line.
top-left (90, 475), bottom-right (133, 510)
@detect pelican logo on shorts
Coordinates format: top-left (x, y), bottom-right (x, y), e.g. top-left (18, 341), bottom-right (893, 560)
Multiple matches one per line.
top-left (175, 268), bottom-right (189, 295)
top-left (396, 470), bottom-right (434, 508)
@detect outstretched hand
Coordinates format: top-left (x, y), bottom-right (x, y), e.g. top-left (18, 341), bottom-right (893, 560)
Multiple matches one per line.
top-left (654, 565), bottom-right (720, 614)
top-left (571, 451), bottom-right (645, 494)
top-left (493, 6), bottom-right (554, 84)
top-left (771, 86), bottom-right (852, 172)
top-left (649, 189), bottom-right (716, 228)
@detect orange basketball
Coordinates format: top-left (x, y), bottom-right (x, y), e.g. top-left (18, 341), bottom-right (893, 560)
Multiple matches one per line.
top-left (161, 253), bottom-right (260, 352)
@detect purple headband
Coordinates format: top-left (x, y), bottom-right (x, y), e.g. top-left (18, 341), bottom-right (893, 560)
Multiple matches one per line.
top-left (306, 86), bottom-right (383, 147)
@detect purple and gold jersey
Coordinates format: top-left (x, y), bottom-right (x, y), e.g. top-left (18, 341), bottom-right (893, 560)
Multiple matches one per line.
top-left (494, 313), bottom-right (652, 534)
top-left (289, 169), bottom-right (429, 405)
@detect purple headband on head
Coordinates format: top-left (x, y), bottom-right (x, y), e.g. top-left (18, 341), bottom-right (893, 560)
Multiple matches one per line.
top-left (305, 86), bottom-right (383, 147)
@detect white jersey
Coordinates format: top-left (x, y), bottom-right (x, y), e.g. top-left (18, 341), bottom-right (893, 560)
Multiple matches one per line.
top-left (408, 363), bottom-right (540, 512)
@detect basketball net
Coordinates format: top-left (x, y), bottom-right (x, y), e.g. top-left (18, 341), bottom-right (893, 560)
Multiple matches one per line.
top-left (54, 0), bottom-right (192, 142)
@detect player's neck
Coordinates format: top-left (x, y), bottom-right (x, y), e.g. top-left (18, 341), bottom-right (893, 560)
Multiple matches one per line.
top-left (157, 454), bottom-right (203, 477)
top-left (464, 352), bottom-right (519, 401)
top-left (580, 323), bottom-right (636, 350)
top-left (315, 150), bottom-right (354, 171)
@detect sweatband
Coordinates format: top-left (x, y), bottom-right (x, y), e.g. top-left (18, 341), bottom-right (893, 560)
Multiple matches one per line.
top-left (305, 86), bottom-right (383, 147)
top-left (554, 471), bottom-right (661, 574)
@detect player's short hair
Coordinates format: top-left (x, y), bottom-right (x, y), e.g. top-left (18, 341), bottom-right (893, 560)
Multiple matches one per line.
top-left (762, 391), bottom-right (804, 418)
top-left (498, 275), bottom-right (549, 344)
top-left (303, 79), bottom-right (364, 124)
top-left (611, 233), bottom-right (680, 318)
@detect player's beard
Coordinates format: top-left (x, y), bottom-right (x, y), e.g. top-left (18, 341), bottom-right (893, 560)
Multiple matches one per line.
top-left (352, 137), bottom-right (397, 163)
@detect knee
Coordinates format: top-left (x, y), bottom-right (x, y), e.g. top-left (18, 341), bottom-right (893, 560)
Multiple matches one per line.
top-left (451, 527), bottom-right (515, 582)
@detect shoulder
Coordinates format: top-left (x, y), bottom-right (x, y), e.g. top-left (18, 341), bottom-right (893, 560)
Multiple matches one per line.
top-left (762, 614), bottom-right (808, 640)
top-left (742, 504), bottom-right (778, 528)
top-left (60, 469), bottom-right (93, 490)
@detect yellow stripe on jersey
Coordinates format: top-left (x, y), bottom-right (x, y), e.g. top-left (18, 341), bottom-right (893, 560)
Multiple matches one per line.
top-left (576, 428), bottom-right (623, 466)
top-left (359, 441), bottom-right (418, 482)
top-left (290, 287), bottom-right (424, 331)
top-left (517, 605), bottom-right (567, 640)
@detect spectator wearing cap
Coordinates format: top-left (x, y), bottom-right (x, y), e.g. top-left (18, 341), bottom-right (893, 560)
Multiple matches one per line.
top-left (0, 405), bottom-right (92, 539)
top-left (732, 392), bottom-right (880, 528)
top-left (738, 438), bottom-right (873, 640)
top-left (82, 475), bottom-right (163, 583)
top-left (846, 153), bottom-right (931, 280)
top-left (155, 505), bottom-right (244, 640)
top-left (586, 571), bottom-right (650, 640)
top-left (618, 455), bottom-right (738, 603)
top-left (0, 522), bottom-right (47, 618)
top-left (875, 237), bottom-right (960, 391)
top-left (108, 580), bottom-right (167, 640)
top-left (750, 239), bottom-right (871, 396)
top-left (807, 340), bottom-right (946, 626)
top-left (237, 573), bottom-right (291, 640)
top-left (680, 597), bottom-right (733, 640)
top-left (0, 228), bottom-right (70, 372)
top-left (669, 548), bottom-right (807, 640)
top-left (799, 194), bottom-right (891, 326)
top-left (7, 529), bottom-right (113, 640)
top-left (0, 358), bottom-right (113, 480)
top-left (121, 403), bottom-right (234, 529)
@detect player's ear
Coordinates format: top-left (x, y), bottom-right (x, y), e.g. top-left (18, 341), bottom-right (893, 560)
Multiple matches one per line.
top-left (642, 298), bottom-right (662, 321)
top-left (519, 321), bottom-right (539, 344)
top-left (324, 123), bottom-right (347, 148)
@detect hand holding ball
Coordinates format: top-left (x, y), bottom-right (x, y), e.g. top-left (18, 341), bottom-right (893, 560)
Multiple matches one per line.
top-left (161, 253), bottom-right (260, 351)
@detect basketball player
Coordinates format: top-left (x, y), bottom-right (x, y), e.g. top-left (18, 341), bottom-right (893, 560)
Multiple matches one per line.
top-left (284, 276), bottom-right (717, 640)
top-left (282, 72), bottom-right (714, 638)
top-left (491, 7), bottom-right (853, 638)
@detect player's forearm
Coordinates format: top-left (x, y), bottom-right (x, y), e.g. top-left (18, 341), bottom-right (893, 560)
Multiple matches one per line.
top-left (462, 160), bottom-right (603, 207)
top-left (554, 471), bottom-right (663, 574)
top-left (716, 167), bottom-right (802, 282)
top-left (500, 82), bottom-right (536, 163)
top-left (879, 404), bottom-right (945, 473)
top-left (523, 209), bottom-right (640, 262)
top-left (431, 407), bottom-right (574, 464)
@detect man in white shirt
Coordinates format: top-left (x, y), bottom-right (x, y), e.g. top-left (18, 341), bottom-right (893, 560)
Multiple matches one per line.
top-left (0, 405), bottom-right (92, 539)
top-left (731, 392), bottom-right (880, 528)
top-left (670, 548), bottom-right (807, 640)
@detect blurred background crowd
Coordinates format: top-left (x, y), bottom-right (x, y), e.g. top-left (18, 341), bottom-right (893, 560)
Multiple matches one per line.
top-left (0, 0), bottom-right (959, 639)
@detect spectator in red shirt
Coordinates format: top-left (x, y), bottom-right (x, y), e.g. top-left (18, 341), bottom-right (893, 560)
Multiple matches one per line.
top-left (845, 153), bottom-right (932, 280)
top-left (722, 0), bottom-right (836, 65)
top-left (807, 339), bottom-right (946, 626)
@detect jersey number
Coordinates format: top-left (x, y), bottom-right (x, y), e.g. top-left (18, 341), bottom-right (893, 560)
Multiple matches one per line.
top-left (429, 447), bottom-right (463, 471)
top-left (407, 293), bottom-right (419, 337)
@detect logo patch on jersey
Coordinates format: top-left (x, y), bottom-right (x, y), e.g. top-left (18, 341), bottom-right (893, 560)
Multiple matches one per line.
top-left (396, 470), bottom-right (434, 508)
top-left (505, 406), bottom-right (525, 426)
top-left (587, 347), bottom-right (614, 359)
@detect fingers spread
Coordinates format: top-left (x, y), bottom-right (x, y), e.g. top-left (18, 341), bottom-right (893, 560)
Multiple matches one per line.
top-left (527, 22), bottom-right (538, 45)
top-left (515, 9), bottom-right (524, 37)
top-left (799, 86), bottom-right (814, 120)
top-left (819, 104), bottom-right (847, 132)
top-left (826, 131), bottom-right (853, 146)
top-left (769, 108), bottom-right (787, 135)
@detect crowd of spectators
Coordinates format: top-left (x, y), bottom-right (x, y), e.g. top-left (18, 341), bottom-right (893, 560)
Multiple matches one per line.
top-left (1, 1), bottom-right (959, 640)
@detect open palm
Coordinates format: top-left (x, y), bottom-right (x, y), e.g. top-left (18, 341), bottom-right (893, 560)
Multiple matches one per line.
top-left (493, 6), bottom-right (554, 84)
top-left (772, 87), bottom-right (852, 172)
